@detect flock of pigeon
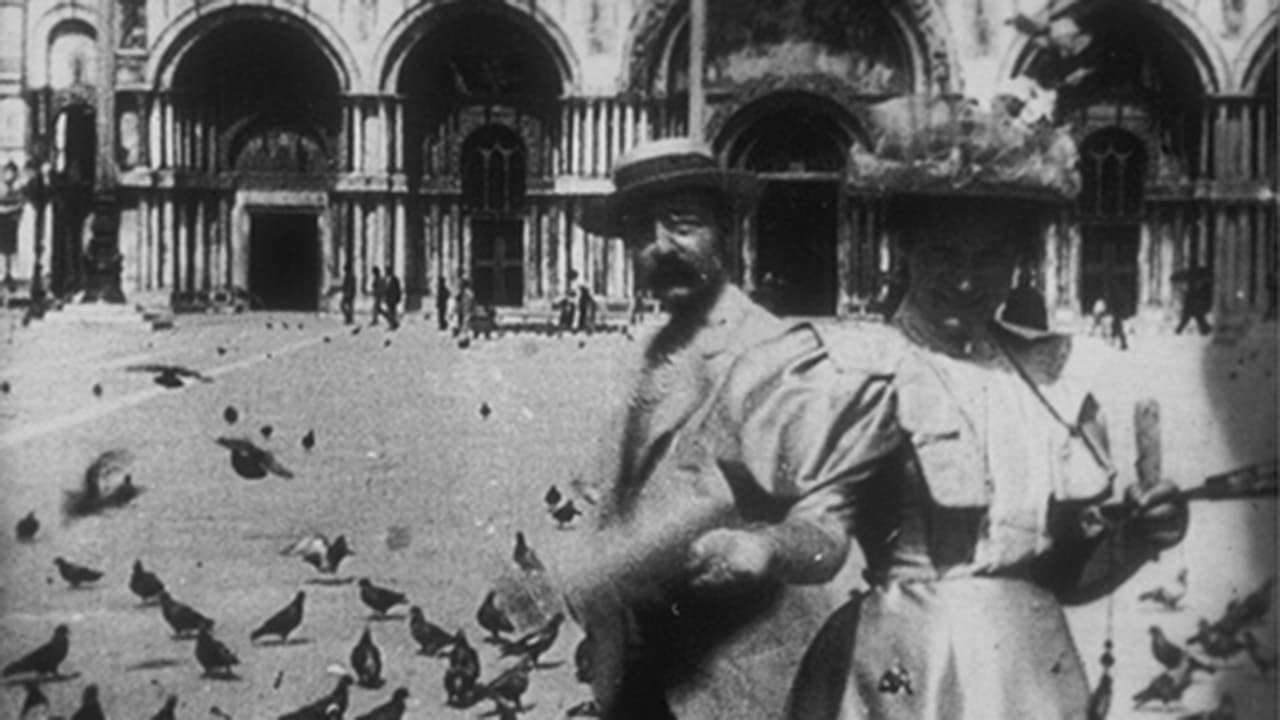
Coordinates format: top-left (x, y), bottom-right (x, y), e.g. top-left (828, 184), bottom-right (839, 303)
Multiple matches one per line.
top-left (5, 333), bottom-right (603, 719)
top-left (1124, 569), bottom-right (1277, 719)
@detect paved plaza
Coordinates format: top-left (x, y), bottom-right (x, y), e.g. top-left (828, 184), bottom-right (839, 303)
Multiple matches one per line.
top-left (0, 309), bottom-right (1275, 719)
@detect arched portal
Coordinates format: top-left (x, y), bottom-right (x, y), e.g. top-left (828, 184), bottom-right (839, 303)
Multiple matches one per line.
top-left (166, 18), bottom-right (344, 310)
top-left (1078, 128), bottom-right (1147, 319)
top-left (719, 93), bottom-right (861, 316)
top-left (395, 8), bottom-right (566, 307)
top-left (49, 104), bottom-right (95, 297)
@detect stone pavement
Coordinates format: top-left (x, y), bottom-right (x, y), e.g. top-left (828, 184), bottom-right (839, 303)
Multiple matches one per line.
top-left (0, 309), bottom-right (1275, 719)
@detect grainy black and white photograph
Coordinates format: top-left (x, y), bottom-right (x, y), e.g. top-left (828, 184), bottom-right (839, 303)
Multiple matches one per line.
top-left (0, 0), bottom-right (1276, 718)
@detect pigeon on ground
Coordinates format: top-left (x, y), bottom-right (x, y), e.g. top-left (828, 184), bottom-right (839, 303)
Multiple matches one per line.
top-left (477, 590), bottom-right (515, 640)
top-left (1242, 631), bottom-right (1276, 674)
top-left (408, 606), bottom-right (455, 656)
top-left (3, 624), bottom-right (70, 677)
top-left (148, 694), bottom-right (178, 720)
top-left (130, 559), bottom-right (166, 603)
top-left (223, 406), bottom-right (239, 424)
top-left (54, 557), bottom-right (104, 587)
top-left (358, 579), bottom-right (408, 617)
top-left (551, 500), bottom-right (583, 528)
top-left (19, 680), bottom-right (48, 717)
top-left (279, 675), bottom-right (353, 720)
top-left (92, 383), bottom-right (103, 397)
top-left (16, 511), bottom-right (38, 541)
top-left (351, 627), bottom-right (385, 689)
top-left (480, 656), bottom-right (534, 713)
top-left (69, 684), bottom-right (104, 720)
top-left (251, 591), bottom-right (306, 644)
top-left (260, 424), bottom-right (274, 439)
top-left (1, 380), bottom-right (10, 393)
top-left (216, 346), bottom-right (227, 356)
top-left (125, 363), bottom-right (214, 388)
top-left (302, 430), bottom-right (316, 451)
top-left (101, 473), bottom-right (141, 508)
top-left (444, 631), bottom-right (481, 707)
top-left (1133, 667), bottom-right (1193, 708)
top-left (498, 612), bottom-right (565, 665)
top-left (512, 532), bottom-right (544, 573)
top-left (1139, 568), bottom-right (1188, 610)
top-left (479, 402), bottom-right (492, 419)
top-left (159, 591), bottom-right (215, 638)
top-left (1198, 625), bottom-right (1246, 662)
top-left (282, 533), bottom-right (353, 575)
top-left (215, 436), bottom-right (294, 479)
top-left (195, 626), bottom-right (239, 677)
top-left (354, 687), bottom-right (408, 720)
top-left (544, 485), bottom-right (562, 509)
top-left (1149, 626), bottom-right (1214, 675)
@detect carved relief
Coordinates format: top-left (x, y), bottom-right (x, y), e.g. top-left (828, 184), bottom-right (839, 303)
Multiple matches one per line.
top-left (119, 0), bottom-right (146, 50)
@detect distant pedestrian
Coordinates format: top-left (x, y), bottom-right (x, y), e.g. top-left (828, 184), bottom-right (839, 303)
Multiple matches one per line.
top-left (453, 277), bottom-right (475, 340)
top-left (1174, 267), bottom-right (1213, 335)
top-left (435, 277), bottom-right (451, 331)
top-left (628, 291), bottom-right (647, 325)
top-left (575, 281), bottom-right (597, 333)
top-left (1088, 297), bottom-right (1109, 337)
top-left (383, 267), bottom-right (402, 330)
top-left (370, 267), bottom-right (386, 326)
top-left (340, 268), bottom-right (356, 325)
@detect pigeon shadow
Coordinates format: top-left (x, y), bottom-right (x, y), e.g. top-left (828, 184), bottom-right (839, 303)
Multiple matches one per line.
top-left (305, 576), bottom-right (356, 586)
top-left (201, 671), bottom-right (243, 682)
top-left (253, 637), bottom-right (314, 647)
top-left (1, 671), bottom-right (81, 687)
top-left (125, 657), bottom-right (184, 672)
top-left (66, 584), bottom-right (101, 591)
top-left (479, 702), bottom-right (537, 717)
top-left (367, 612), bottom-right (407, 622)
top-left (533, 659), bottom-right (565, 671)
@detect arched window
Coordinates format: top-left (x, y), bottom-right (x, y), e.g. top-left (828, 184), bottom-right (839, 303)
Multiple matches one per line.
top-left (1079, 128), bottom-right (1147, 220)
top-left (461, 126), bottom-right (526, 215)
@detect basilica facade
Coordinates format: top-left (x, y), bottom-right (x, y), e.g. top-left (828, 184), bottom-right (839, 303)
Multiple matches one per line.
top-left (0, 0), bottom-right (1274, 324)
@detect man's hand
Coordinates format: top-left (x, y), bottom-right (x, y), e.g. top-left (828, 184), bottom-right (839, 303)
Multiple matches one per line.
top-left (1125, 479), bottom-right (1188, 550)
top-left (685, 528), bottom-right (776, 589)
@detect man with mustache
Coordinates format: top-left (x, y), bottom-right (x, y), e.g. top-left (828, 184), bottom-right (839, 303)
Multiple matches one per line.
top-left (563, 139), bottom-right (844, 719)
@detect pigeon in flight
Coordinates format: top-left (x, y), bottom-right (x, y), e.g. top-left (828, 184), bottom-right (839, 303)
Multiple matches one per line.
top-left (1139, 569), bottom-right (1188, 611)
top-left (3, 624), bottom-right (70, 678)
top-left (54, 557), bottom-right (104, 588)
top-left (125, 363), bottom-right (214, 388)
top-left (215, 436), bottom-right (294, 479)
top-left (281, 533), bottom-right (353, 575)
top-left (251, 591), bottom-right (306, 644)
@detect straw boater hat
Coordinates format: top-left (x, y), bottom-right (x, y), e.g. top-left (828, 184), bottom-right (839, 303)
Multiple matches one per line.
top-left (581, 138), bottom-right (761, 236)
top-left (848, 94), bottom-right (1080, 203)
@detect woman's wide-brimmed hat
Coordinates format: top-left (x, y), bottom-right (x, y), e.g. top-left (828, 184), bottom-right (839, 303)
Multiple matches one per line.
top-left (580, 138), bottom-right (761, 236)
top-left (848, 94), bottom-right (1080, 203)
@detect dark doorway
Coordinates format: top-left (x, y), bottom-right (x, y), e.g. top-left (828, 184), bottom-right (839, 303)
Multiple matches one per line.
top-left (1080, 225), bottom-right (1140, 317)
top-left (249, 212), bottom-right (319, 310)
top-left (471, 218), bottom-right (524, 307)
top-left (755, 181), bottom-right (838, 316)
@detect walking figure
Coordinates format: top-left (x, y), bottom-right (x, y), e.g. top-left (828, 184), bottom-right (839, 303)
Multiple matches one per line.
top-left (383, 267), bottom-right (402, 330)
top-left (1173, 267), bottom-right (1213, 336)
top-left (435, 277), bottom-right (451, 331)
top-left (340, 268), bottom-right (356, 325)
top-left (370, 267), bottom-right (386, 326)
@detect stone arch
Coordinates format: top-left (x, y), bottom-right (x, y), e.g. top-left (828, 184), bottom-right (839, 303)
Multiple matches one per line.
top-left (709, 80), bottom-right (868, 156)
top-left (621, 0), bottom-right (960, 95)
top-left (375, 0), bottom-right (581, 95)
top-left (147, 1), bottom-right (361, 91)
top-left (26, 2), bottom-right (100, 89)
top-left (1001, 0), bottom-right (1225, 94)
top-left (1237, 22), bottom-right (1277, 93)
